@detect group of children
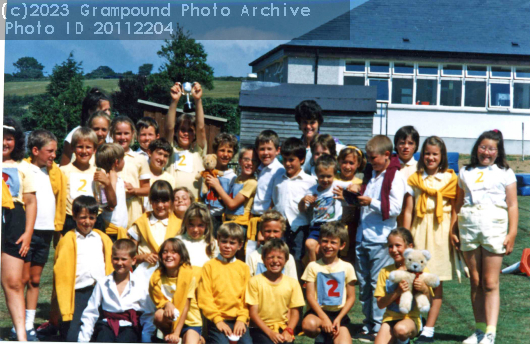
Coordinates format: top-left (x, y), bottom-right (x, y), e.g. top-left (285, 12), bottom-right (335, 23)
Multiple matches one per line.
top-left (1, 83), bottom-right (518, 344)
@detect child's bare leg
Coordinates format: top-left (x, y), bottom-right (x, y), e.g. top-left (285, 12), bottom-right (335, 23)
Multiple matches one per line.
top-left (392, 319), bottom-right (417, 342)
top-left (424, 282), bottom-right (443, 327)
top-left (153, 309), bottom-right (172, 334)
top-left (374, 323), bottom-right (394, 344)
top-left (482, 248), bottom-right (504, 327)
top-left (463, 248), bottom-right (486, 324)
top-left (333, 325), bottom-right (352, 344)
top-left (305, 239), bottom-right (319, 262)
top-left (183, 329), bottom-right (201, 344)
top-left (26, 264), bottom-right (45, 310)
top-left (301, 314), bottom-right (322, 338)
top-left (1, 254), bottom-right (27, 341)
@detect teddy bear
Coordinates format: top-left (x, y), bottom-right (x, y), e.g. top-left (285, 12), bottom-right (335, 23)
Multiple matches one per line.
top-left (388, 248), bottom-right (440, 314)
top-left (196, 154), bottom-right (224, 195)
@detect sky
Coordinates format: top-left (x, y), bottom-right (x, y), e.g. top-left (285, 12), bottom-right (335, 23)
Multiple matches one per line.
top-left (3, 0), bottom-right (368, 77)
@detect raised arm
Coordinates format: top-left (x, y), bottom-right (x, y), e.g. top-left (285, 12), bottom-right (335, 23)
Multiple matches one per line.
top-left (164, 82), bottom-right (183, 144)
top-left (191, 82), bottom-right (206, 150)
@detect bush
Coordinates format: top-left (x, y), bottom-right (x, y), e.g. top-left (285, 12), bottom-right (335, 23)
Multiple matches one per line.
top-left (202, 98), bottom-right (240, 135)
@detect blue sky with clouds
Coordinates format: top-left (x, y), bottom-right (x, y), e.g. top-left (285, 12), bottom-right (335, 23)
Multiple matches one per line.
top-left (4, 0), bottom-right (367, 77)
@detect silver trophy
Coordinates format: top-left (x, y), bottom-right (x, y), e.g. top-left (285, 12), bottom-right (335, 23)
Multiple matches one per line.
top-left (182, 82), bottom-right (195, 113)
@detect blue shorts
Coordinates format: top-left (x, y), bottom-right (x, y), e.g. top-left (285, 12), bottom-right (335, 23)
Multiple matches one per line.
top-left (181, 325), bottom-right (202, 337)
top-left (307, 223), bottom-right (324, 241)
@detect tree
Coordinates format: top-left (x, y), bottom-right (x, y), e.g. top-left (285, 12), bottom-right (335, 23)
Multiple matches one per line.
top-left (30, 53), bottom-right (87, 154)
top-left (85, 66), bottom-right (116, 79)
top-left (138, 63), bottom-right (153, 76)
top-left (13, 57), bottom-right (44, 79)
top-left (112, 75), bottom-right (149, 124)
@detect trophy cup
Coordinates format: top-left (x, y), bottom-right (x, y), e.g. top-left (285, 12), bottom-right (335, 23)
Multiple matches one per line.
top-left (182, 82), bottom-right (195, 113)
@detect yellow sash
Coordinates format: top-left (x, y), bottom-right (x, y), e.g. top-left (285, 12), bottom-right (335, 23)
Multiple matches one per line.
top-left (134, 212), bottom-right (182, 253)
top-left (407, 170), bottom-right (457, 224)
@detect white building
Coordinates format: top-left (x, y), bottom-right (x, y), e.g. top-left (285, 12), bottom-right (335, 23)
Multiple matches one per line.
top-left (249, 0), bottom-right (530, 154)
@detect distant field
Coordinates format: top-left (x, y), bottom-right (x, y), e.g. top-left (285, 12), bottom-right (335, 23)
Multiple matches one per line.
top-left (4, 79), bottom-right (241, 99)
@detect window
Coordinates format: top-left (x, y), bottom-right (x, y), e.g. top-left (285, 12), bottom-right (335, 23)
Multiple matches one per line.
top-left (464, 81), bottom-right (486, 107)
top-left (343, 76), bottom-right (365, 86)
top-left (369, 78), bottom-right (389, 101)
top-left (393, 62), bottom-right (414, 74)
top-left (418, 65), bottom-right (438, 75)
top-left (392, 78), bottom-right (413, 104)
top-left (490, 83), bottom-right (511, 107)
top-left (416, 79), bottom-right (437, 105)
top-left (466, 66), bottom-right (487, 77)
top-left (442, 64), bottom-right (463, 76)
top-left (369, 62), bottom-right (389, 74)
top-left (514, 83), bottom-right (530, 109)
top-left (345, 61), bottom-right (365, 72)
top-left (515, 67), bottom-right (530, 79)
top-left (491, 66), bottom-right (511, 78)
top-left (440, 80), bottom-right (462, 106)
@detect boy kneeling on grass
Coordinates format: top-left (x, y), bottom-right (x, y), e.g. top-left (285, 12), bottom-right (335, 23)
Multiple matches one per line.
top-left (246, 238), bottom-right (305, 343)
top-left (301, 221), bottom-right (357, 344)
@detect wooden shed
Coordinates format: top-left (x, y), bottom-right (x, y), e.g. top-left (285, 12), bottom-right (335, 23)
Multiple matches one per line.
top-left (238, 82), bottom-right (377, 150)
top-left (137, 99), bottom-right (227, 154)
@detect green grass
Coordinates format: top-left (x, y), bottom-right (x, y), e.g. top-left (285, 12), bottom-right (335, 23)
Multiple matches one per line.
top-left (2, 198), bottom-right (529, 343)
top-left (4, 79), bottom-right (241, 99)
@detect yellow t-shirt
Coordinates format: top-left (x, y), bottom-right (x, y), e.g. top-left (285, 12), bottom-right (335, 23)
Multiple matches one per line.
top-left (150, 275), bottom-right (201, 327)
top-left (374, 264), bottom-right (433, 328)
top-left (246, 274), bottom-right (305, 332)
top-left (59, 163), bottom-right (97, 215)
top-left (119, 150), bottom-right (151, 227)
top-left (225, 176), bottom-right (257, 226)
top-left (170, 143), bottom-right (206, 202)
top-left (334, 175), bottom-right (362, 185)
top-left (301, 259), bottom-right (356, 312)
top-left (2, 160), bottom-right (36, 205)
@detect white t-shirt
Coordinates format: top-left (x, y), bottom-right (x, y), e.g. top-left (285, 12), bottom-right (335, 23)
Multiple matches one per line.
top-left (308, 180), bottom-right (350, 226)
top-left (100, 177), bottom-right (128, 229)
top-left (75, 230), bottom-right (106, 290)
top-left (28, 164), bottom-right (56, 230)
top-left (176, 233), bottom-right (219, 268)
top-left (458, 165), bottom-right (516, 208)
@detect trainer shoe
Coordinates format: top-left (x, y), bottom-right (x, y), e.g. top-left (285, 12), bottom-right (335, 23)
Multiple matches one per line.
top-left (415, 334), bottom-right (435, 343)
top-left (478, 333), bottom-right (495, 344)
top-left (356, 331), bottom-right (376, 342)
top-left (463, 329), bottom-right (485, 344)
top-left (26, 328), bottom-right (39, 342)
top-left (36, 321), bottom-right (58, 336)
top-left (9, 328), bottom-right (16, 341)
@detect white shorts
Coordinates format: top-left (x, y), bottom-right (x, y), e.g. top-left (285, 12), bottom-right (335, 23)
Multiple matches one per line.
top-left (457, 204), bottom-right (508, 254)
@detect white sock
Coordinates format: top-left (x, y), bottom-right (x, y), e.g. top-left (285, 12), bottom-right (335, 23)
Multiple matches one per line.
top-left (421, 326), bottom-right (435, 338)
top-left (25, 309), bottom-right (36, 331)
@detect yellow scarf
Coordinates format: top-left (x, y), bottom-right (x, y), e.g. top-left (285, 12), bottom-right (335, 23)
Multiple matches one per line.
top-left (133, 212), bottom-right (182, 253)
top-left (407, 170), bottom-right (458, 224)
top-left (24, 158), bottom-right (67, 231)
top-left (53, 229), bottom-right (114, 321)
top-left (2, 180), bottom-right (14, 209)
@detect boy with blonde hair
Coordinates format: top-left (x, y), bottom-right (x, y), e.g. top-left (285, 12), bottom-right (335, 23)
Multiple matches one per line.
top-left (95, 143), bottom-right (126, 239)
top-left (60, 127), bottom-right (106, 235)
top-left (198, 223), bottom-right (252, 344)
top-left (246, 210), bottom-right (297, 279)
top-left (355, 135), bottom-right (407, 339)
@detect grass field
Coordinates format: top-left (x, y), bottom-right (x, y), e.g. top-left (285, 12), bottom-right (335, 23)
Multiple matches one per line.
top-left (4, 79), bottom-right (241, 99)
top-left (1, 197), bottom-right (529, 343)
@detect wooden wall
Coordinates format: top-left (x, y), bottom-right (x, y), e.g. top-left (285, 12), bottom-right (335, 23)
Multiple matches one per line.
top-left (240, 110), bottom-right (373, 150)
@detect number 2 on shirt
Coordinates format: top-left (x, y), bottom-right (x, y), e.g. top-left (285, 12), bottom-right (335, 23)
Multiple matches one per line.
top-left (475, 172), bottom-right (484, 183)
top-left (316, 271), bottom-right (345, 306)
top-left (173, 151), bottom-right (193, 173)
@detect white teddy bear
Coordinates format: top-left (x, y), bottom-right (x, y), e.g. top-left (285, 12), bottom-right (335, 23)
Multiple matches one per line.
top-left (388, 248), bottom-right (440, 314)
